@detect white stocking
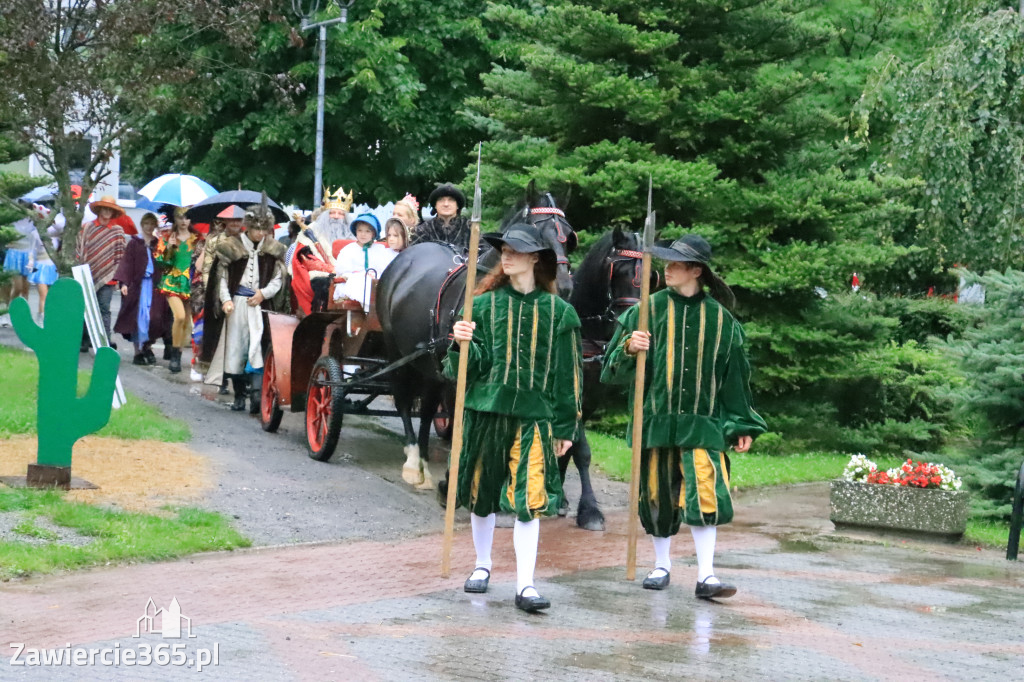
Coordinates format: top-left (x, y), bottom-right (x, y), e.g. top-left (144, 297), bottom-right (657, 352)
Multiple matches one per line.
top-left (690, 525), bottom-right (718, 583)
top-left (513, 518), bottom-right (540, 597)
top-left (470, 513), bottom-right (495, 580)
top-left (651, 535), bottom-right (672, 574)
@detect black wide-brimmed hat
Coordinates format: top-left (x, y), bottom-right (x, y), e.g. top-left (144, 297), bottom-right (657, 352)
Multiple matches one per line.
top-left (648, 234), bottom-right (713, 266)
top-left (482, 223), bottom-right (554, 255)
top-left (650, 233), bottom-right (736, 308)
top-left (427, 183), bottom-right (466, 212)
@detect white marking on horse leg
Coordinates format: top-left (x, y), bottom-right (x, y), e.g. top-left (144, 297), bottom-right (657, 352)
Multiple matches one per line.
top-left (402, 443), bottom-right (424, 485)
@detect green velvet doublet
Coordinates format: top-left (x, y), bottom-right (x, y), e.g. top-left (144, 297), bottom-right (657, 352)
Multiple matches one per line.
top-left (601, 289), bottom-right (766, 533)
top-left (444, 285), bottom-right (583, 520)
top-left (601, 289), bottom-right (766, 451)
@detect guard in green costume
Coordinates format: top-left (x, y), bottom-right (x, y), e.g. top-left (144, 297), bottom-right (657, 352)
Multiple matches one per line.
top-left (445, 224), bottom-right (583, 613)
top-left (602, 234), bottom-right (766, 599)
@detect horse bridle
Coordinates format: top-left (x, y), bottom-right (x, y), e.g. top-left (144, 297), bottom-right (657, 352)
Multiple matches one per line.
top-left (601, 233), bottom-right (655, 318)
top-left (529, 207), bottom-right (572, 267)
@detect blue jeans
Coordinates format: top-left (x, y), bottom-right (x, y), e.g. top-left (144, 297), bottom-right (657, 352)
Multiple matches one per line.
top-left (96, 283), bottom-right (114, 341)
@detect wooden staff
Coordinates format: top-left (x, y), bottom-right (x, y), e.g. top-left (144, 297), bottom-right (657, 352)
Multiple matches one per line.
top-left (626, 176), bottom-right (656, 580)
top-left (441, 143), bottom-right (483, 578)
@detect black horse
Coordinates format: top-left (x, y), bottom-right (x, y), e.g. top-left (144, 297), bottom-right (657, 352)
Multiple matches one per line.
top-left (559, 227), bottom-right (652, 530)
top-left (376, 188), bottom-right (577, 491)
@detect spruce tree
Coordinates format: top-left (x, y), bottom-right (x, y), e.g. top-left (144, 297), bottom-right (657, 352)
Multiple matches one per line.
top-left (937, 270), bottom-right (1024, 520)
top-left (470, 0), bottom-right (947, 451)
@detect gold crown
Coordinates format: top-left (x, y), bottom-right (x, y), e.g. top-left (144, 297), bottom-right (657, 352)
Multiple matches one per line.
top-left (323, 186), bottom-right (354, 213)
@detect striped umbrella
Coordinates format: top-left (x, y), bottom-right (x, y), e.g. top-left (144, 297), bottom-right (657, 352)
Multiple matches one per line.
top-left (137, 174), bottom-right (218, 207)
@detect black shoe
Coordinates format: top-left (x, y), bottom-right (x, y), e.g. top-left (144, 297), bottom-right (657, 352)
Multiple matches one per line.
top-left (230, 377), bottom-right (247, 411)
top-left (695, 577), bottom-right (737, 600)
top-left (168, 348), bottom-right (181, 373)
top-left (132, 353), bottom-right (148, 366)
top-left (642, 568), bottom-right (671, 591)
top-left (219, 380), bottom-right (230, 395)
top-left (436, 478), bottom-right (448, 509)
top-left (248, 374), bottom-right (262, 415)
top-left (515, 587), bottom-right (550, 613)
top-left (143, 349), bottom-right (157, 365)
top-left (463, 568), bottom-right (490, 594)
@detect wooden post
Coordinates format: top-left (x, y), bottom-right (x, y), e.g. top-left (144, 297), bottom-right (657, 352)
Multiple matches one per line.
top-left (441, 144), bottom-right (483, 578)
top-left (626, 176), bottom-right (656, 580)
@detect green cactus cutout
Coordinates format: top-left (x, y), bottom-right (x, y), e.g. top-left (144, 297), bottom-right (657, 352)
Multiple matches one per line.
top-left (10, 278), bottom-right (120, 467)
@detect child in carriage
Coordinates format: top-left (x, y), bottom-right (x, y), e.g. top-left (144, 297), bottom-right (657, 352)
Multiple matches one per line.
top-left (384, 217), bottom-right (409, 255)
top-left (333, 214), bottom-right (394, 312)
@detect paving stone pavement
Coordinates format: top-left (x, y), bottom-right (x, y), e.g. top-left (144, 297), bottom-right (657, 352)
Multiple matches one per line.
top-left (2, 484), bottom-right (1023, 681)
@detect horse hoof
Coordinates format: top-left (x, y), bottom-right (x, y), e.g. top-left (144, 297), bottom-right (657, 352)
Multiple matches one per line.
top-left (402, 466), bottom-right (424, 486)
top-left (557, 497), bottom-right (569, 517)
top-left (415, 468), bottom-right (435, 490)
top-left (577, 509), bottom-right (606, 532)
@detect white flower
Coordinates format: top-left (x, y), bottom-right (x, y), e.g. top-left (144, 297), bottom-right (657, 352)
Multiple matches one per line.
top-left (842, 454), bottom-right (877, 482)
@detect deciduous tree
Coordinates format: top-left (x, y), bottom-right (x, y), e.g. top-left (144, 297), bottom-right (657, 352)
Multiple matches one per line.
top-left (0, 0), bottom-right (272, 272)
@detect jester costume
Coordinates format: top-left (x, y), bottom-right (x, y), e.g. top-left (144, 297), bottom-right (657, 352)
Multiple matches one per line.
top-left (603, 288), bottom-right (766, 532)
top-left (154, 235), bottom-right (197, 298)
top-left (443, 285), bottom-right (583, 521)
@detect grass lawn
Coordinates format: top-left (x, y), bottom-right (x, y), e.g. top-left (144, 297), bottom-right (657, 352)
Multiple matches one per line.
top-left (587, 431), bottom-right (906, 487)
top-left (0, 487), bottom-right (250, 580)
top-left (0, 345), bottom-right (251, 579)
top-left (0, 345), bottom-right (189, 442)
top-left (587, 430), bottom-right (1013, 549)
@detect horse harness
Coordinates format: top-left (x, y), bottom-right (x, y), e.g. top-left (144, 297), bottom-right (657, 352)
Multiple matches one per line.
top-left (528, 207), bottom-right (573, 267)
top-left (580, 233), bottom-right (650, 328)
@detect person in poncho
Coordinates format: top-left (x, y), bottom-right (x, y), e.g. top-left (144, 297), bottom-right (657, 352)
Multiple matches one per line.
top-left (75, 195), bottom-right (127, 345)
top-left (446, 224), bottom-right (583, 613)
top-left (601, 234), bottom-right (766, 600)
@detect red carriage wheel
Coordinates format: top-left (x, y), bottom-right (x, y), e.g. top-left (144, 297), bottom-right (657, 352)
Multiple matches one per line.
top-left (261, 349), bottom-right (284, 433)
top-left (305, 356), bottom-right (345, 461)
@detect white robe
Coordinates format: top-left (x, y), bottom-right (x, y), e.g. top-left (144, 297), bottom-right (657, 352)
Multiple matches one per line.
top-left (332, 241), bottom-right (395, 311)
top-left (216, 234), bottom-right (284, 376)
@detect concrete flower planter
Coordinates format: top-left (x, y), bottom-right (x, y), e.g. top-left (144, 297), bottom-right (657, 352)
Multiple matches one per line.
top-left (830, 479), bottom-right (969, 541)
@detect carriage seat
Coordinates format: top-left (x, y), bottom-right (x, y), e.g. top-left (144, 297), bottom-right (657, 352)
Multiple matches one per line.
top-left (332, 239), bottom-right (355, 258)
top-left (331, 239), bottom-right (388, 258)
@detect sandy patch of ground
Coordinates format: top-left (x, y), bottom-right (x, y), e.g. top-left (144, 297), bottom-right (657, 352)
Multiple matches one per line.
top-left (0, 436), bottom-right (212, 513)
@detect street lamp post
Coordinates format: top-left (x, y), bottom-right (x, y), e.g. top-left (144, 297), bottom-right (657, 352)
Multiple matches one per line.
top-left (291, 0), bottom-right (353, 209)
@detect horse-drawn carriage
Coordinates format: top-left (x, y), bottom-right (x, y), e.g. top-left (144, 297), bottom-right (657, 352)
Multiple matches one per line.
top-left (258, 238), bottom-right (434, 462)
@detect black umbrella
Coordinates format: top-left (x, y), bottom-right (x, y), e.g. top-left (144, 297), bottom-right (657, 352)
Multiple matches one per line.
top-left (185, 190), bottom-right (289, 223)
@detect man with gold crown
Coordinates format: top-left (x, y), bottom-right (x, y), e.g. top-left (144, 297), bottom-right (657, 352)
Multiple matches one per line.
top-left (289, 185), bottom-right (354, 315)
top-left (312, 186), bottom-right (355, 243)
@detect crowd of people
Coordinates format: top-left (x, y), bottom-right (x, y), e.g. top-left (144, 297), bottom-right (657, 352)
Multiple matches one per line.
top-left (0, 180), bottom-right (474, 414)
